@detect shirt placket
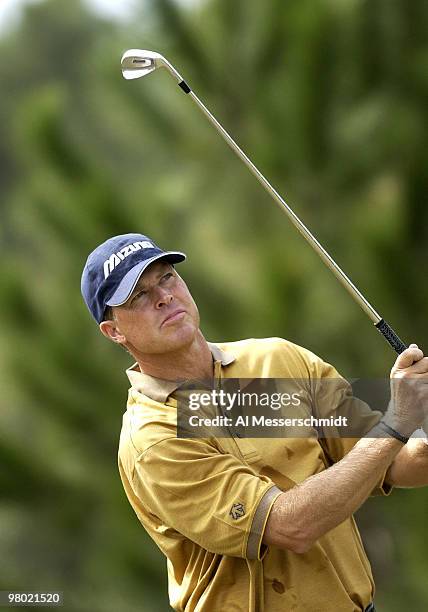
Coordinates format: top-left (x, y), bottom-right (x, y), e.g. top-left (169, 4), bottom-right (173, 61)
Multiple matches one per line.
top-left (213, 359), bottom-right (241, 439)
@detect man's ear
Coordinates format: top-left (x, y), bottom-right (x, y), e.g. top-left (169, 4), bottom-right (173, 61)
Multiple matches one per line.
top-left (99, 319), bottom-right (127, 345)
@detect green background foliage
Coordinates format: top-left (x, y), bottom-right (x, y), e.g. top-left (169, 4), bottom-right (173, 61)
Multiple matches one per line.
top-left (0, 0), bottom-right (427, 609)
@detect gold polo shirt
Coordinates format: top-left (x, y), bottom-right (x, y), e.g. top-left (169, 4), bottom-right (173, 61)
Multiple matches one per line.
top-left (118, 338), bottom-right (391, 611)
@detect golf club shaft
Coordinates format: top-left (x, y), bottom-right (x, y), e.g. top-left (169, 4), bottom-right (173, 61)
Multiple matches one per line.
top-left (169, 72), bottom-right (407, 355)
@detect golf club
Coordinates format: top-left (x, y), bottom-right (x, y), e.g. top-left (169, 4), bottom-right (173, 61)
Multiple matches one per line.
top-left (121, 49), bottom-right (409, 357)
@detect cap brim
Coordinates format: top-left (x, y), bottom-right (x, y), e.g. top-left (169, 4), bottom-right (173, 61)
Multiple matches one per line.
top-left (105, 251), bottom-right (186, 307)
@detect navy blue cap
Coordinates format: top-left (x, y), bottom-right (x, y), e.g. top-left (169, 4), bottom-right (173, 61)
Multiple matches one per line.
top-left (81, 233), bottom-right (186, 323)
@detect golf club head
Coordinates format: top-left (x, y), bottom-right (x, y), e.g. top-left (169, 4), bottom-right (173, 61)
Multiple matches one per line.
top-left (121, 49), bottom-right (165, 80)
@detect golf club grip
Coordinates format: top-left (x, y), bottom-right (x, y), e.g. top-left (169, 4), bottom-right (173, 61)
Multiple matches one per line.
top-left (375, 319), bottom-right (408, 354)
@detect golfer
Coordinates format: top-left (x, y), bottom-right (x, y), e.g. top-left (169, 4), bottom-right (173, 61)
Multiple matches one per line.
top-left (81, 232), bottom-right (428, 612)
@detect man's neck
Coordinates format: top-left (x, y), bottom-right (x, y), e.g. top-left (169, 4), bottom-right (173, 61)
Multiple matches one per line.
top-left (135, 331), bottom-right (214, 382)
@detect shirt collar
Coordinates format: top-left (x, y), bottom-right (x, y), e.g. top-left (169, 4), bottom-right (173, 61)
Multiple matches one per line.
top-left (207, 341), bottom-right (235, 366)
top-left (125, 342), bottom-right (236, 403)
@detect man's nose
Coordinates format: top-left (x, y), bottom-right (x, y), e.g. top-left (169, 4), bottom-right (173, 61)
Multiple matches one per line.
top-left (155, 287), bottom-right (173, 308)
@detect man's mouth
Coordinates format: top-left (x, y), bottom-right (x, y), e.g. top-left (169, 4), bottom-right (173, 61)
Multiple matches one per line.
top-left (161, 309), bottom-right (186, 327)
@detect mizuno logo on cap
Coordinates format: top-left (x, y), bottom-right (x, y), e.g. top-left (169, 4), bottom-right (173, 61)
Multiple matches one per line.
top-left (103, 241), bottom-right (154, 279)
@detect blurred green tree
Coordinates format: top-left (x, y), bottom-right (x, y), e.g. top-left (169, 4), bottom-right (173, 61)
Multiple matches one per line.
top-left (0, 0), bottom-right (427, 610)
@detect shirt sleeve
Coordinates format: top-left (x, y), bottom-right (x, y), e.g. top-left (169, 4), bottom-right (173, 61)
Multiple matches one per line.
top-left (131, 436), bottom-right (282, 560)
top-left (309, 356), bottom-right (393, 496)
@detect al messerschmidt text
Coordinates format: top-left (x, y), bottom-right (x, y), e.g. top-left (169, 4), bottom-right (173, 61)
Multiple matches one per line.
top-left (188, 415), bottom-right (349, 428)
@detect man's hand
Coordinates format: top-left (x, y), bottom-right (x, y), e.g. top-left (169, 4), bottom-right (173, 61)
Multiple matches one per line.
top-left (381, 344), bottom-right (428, 488)
top-left (385, 343), bottom-right (428, 437)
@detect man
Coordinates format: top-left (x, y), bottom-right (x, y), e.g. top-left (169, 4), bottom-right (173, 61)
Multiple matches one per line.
top-left (81, 232), bottom-right (428, 612)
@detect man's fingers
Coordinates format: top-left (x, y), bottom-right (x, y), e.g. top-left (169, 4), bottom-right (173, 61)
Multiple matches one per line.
top-left (394, 344), bottom-right (424, 370)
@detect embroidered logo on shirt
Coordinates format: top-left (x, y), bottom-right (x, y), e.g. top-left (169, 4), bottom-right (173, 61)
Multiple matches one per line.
top-left (229, 502), bottom-right (245, 520)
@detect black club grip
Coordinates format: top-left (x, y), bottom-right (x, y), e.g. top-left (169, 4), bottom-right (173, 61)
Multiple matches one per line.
top-left (375, 319), bottom-right (408, 354)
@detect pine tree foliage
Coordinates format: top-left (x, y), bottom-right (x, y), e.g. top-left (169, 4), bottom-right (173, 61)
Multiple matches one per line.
top-left (0, 0), bottom-right (427, 609)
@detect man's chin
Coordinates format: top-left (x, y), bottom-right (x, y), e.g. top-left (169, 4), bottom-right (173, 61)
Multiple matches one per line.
top-left (163, 325), bottom-right (199, 351)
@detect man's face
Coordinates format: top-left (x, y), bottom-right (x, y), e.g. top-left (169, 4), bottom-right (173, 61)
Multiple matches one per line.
top-left (101, 260), bottom-right (200, 356)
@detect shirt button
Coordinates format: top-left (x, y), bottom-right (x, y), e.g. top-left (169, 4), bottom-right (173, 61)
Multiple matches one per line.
top-left (272, 579), bottom-right (285, 594)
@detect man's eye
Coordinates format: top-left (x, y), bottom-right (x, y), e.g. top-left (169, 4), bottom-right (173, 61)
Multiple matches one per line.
top-left (132, 290), bottom-right (146, 302)
top-left (162, 273), bottom-right (173, 282)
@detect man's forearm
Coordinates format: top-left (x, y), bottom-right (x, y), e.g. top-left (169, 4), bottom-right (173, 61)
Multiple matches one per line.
top-left (264, 434), bottom-right (402, 553)
top-left (386, 436), bottom-right (428, 487)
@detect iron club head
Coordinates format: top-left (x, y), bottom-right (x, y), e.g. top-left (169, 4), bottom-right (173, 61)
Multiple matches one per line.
top-left (121, 49), bottom-right (165, 80)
